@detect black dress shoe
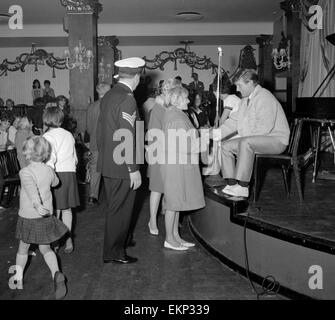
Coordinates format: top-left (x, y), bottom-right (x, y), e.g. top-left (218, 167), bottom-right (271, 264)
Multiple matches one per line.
top-left (104, 255), bottom-right (138, 264)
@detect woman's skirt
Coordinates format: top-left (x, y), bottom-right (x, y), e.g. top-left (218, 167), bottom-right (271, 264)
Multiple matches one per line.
top-left (16, 215), bottom-right (68, 244)
top-left (53, 172), bottom-right (80, 209)
top-left (147, 163), bottom-right (164, 194)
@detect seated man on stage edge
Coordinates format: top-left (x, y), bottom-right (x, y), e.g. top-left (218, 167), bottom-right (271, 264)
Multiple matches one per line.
top-left (220, 69), bottom-right (290, 198)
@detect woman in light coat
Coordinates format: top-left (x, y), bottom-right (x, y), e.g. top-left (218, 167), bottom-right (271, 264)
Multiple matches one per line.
top-left (161, 86), bottom-right (205, 251)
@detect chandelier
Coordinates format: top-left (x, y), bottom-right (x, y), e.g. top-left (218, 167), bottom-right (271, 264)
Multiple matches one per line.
top-left (272, 32), bottom-right (291, 70)
top-left (0, 43), bottom-right (67, 78)
top-left (64, 40), bottom-right (93, 72)
top-left (143, 40), bottom-right (219, 75)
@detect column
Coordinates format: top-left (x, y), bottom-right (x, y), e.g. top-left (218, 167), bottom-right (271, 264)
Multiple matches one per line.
top-left (60, 0), bottom-right (102, 133)
top-left (281, 0), bottom-right (301, 117)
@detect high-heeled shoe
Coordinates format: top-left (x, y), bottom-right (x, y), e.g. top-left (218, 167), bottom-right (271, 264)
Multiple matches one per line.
top-left (164, 241), bottom-right (189, 251)
top-left (148, 222), bottom-right (159, 236)
top-left (180, 241), bottom-right (195, 248)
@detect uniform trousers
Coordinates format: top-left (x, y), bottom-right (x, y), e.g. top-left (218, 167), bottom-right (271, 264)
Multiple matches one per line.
top-left (89, 150), bottom-right (101, 199)
top-left (103, 177), bottom-right (136, 260)
top-left (221, 135), bottom-right (287, 182)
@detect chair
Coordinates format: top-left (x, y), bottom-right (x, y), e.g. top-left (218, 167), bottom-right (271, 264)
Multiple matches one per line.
top-left (253, 118), bottom-right (309, 203)
top-left (0, 149), bottom-right (20, 206)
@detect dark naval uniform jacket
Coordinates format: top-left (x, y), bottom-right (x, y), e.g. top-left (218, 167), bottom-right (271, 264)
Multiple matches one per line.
top-left (188, 80), bottom-right (205, 95)
top-left (97, 82), bottom-right (139, 179)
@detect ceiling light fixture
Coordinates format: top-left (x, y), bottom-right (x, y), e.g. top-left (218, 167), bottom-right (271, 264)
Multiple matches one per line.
top-left (176, 12), bottom-right (204, 21)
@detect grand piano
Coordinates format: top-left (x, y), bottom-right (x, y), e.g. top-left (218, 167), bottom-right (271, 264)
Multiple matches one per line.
top-left (292, 34), bottom-right (335, 182)
top-left (294, 97), bottom-right (335, 182)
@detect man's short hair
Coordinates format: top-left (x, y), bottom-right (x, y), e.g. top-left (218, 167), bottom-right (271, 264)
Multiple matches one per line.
top-left (233, 69), bottom-right (259, 85)
top-left (96, 82), bottom-right (110, 94)
top-left (44, 80), bottom-right (51, 85)
top-left (118, 71), bottom-right (141, 80)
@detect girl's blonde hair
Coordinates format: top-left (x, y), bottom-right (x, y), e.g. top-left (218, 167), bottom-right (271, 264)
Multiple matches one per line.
top-left (165, 86), bottom-right (189, 108)
top-left (22, 136), bottom-right (51, 162)
top-left (17, 117), bottom-right (31, 130)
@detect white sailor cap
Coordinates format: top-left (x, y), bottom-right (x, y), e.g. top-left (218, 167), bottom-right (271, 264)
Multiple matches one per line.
top-left (114, 57), bottom-right (145, 75)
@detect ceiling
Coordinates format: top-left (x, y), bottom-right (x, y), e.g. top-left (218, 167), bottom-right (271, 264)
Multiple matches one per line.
top-left (0, 0), bottom-right (282, 24)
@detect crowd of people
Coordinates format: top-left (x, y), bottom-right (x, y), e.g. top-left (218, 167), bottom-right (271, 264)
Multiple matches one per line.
top-left (2, 56), bottom-right (290, 300)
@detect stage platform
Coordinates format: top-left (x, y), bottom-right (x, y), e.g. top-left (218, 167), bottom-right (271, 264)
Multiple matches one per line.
top-left (189, 162), bottom-right (335, 299)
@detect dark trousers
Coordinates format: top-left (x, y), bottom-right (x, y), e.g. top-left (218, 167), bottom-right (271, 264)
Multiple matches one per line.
top-left (103, 177), bottom-right (136, 260)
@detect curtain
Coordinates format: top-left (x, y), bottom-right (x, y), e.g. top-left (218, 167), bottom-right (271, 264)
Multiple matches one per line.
top-left (299, 0), bottom-right (335, 97)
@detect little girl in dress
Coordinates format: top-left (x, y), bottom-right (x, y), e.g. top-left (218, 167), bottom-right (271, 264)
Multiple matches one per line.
top-left (14, 136), bottom-right (68, 299)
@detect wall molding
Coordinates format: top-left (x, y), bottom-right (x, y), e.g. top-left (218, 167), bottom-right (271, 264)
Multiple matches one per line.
top-left (0, 35), bottom-right (260, 48)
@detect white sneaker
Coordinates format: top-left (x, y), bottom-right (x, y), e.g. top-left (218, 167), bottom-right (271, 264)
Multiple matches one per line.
top-left (223, 184), bottom-right (249, 198)
top-left (222, 184), bottom-right (237, 194)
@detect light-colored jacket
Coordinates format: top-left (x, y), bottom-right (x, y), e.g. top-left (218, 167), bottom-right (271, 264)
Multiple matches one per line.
top-left (237, 85), bottom-right (290, 145)
top-left (19, 162), bottom-right (59, 219)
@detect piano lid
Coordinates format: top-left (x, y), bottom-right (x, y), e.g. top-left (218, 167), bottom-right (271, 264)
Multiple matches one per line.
top-left (295, 97), bottom-right (335, 120)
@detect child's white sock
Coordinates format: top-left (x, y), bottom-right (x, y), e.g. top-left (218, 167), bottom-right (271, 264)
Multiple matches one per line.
top-left (43, 251), bottom-right (59, 279)
top-left (62, 209), bottom-right (72, 232)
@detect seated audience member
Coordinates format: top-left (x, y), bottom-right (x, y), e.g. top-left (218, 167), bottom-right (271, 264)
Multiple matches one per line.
top-left (188, 93), bottom-right (209, 129)
top-left (15, 117), bottom-right (34, 168)
top-left (86, 82), bottom-right (110, 205)
top-left (220, 69), bottom-right (290, 198)
top-left (161, 86), bottom-right (205, 251)
top-left (0, 115), bottom-right (11, 151)
top-left (5, 99), bottom-right (14, 110)
top-left (56, 95), bottom-right (70, 117)
top-left (0, 98), bottom-right (4, 107)
top-left (43, 80), bottom-right (56, 98)
top-left (4, 99), bottom-right (21, 120)
top-left (8, 116), bottom-right (21, 148)
top-left (32, 79), bottom-right (43, 103)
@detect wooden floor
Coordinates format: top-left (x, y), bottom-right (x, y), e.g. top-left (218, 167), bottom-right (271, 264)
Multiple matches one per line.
top-left (251, 152), bottom-right (335, 244)
top-left (0, 181), bottom-right (284, 300)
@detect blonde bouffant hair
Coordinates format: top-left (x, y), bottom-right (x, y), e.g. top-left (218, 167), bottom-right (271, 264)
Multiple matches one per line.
top-left (22, 136), bottom-right (51, 163)
top-left (165, 86), bottom-right (189, 109)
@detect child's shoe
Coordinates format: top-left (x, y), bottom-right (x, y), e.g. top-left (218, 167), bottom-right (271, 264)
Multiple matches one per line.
top-left (54, 271), bottom-right (67, 300)
top-left (64, 237), bottom-right (74, 254)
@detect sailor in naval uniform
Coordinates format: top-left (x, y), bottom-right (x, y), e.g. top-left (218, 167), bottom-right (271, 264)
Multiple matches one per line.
top-left (97, 57), bottom-right (145, 264)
